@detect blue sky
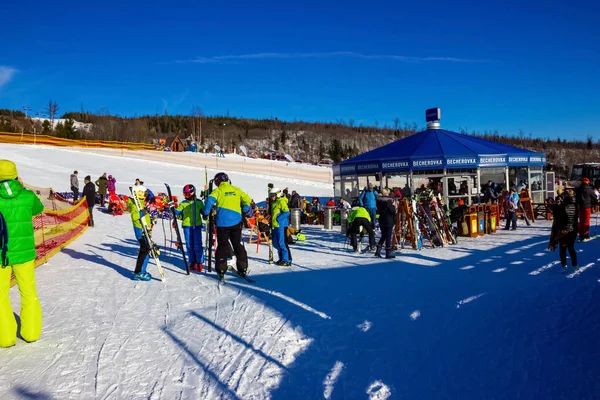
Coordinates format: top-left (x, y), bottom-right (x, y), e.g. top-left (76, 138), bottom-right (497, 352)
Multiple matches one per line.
top-left (0, 0), bottom-right (598, 140)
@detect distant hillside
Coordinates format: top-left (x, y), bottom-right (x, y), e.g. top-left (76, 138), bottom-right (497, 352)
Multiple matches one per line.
top-left (1, 108), bottom-right (596, 176)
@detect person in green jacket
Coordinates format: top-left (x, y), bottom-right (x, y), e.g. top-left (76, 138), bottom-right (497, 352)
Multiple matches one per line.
top-left (0, 160), bottom-right (44, 348)
top-left (347, 203), bottom-right (376, 253)
top-left (173, 184), bottom-right (205, 272)
top-left (95, 173), bottom-right (108, 207)
top-left (270, 188), bottom-right (292, 266)
top-left (126, 186), bottom-right (153, 281)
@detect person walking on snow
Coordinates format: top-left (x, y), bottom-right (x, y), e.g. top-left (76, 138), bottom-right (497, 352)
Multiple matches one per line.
top-left (504, 188), bottom-right (519, 230)
top-left (126, 186), bottom-right (153, 281)
top-left (70, 170), bottom-right (79, 201)
top-left (83, 175), bottom-right (96, 227)
top-left (0, 160), bottom-right (44, 348)
top-left (270, 188), bottom-right (292, 266)
top-left (549, 189), bottom-right (578, 269)
top-left (575, 177), bottom-right (596, 242)
top-left (375, 189), bottom-right (397, 259)
top-left (202, 172), bottom-right (253, 280)
top-left (359, 183), bottom-right (378, 228)
top-left (95, 173), bottom-right (108, 207)
top-left (347, 203), bottom-right (376, 252)
top-left (173, 184), bottom-right (205, 272)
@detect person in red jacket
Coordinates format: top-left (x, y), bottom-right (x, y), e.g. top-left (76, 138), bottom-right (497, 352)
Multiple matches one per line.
top-left (0, 160), bottom-right (44, 348)
top-left (326, 198), bottom-right (335, 207)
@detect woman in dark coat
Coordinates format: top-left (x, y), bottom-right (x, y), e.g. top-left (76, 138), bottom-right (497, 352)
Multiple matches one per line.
top-left (549, 189), bottom-right (578, 268)
top-left (375, 188), bottom-right (397, 259)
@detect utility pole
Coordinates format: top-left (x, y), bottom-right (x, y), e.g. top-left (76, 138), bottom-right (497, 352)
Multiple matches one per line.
top-left (22, 105), bottom-right (31, 118)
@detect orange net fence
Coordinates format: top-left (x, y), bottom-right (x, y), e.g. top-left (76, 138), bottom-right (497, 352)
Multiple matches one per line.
top-left (10, 185), bottom-right (90, 287)
top-left (0, 131), bottom-right (155, 150)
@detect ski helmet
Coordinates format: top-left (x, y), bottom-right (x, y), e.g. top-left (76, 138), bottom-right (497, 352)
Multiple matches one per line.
top-left (183, 184), bottom-right (196, 199)
top-left (134, 186), bottom-right (147, 201)
top-left (214, 172), bottom-right (229, 186)
top-left (269, 187), bottom-right (281, 195)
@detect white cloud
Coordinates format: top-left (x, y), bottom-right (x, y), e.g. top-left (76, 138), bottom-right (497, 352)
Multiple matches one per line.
top-left (0, 66), bottom-right (18, 88)
top-left (176, 51), bottom-right (491, 64)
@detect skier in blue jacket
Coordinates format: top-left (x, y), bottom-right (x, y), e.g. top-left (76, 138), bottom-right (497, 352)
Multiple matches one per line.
top-left (359, 183), bottom-right (378, 228)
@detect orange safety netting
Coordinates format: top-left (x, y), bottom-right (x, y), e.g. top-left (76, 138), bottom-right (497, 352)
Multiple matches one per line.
top-left (9, 186), bottom-right (90, 287)
top-left (0, 131), bottom-right (155, 150)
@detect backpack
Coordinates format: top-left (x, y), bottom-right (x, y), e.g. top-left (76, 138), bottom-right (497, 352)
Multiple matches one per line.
top-left (0, 211), bottom-right (8, 267)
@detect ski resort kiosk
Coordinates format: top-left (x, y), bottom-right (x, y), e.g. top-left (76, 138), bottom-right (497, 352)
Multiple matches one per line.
top-left (332, 109), bottom-right (547, 208)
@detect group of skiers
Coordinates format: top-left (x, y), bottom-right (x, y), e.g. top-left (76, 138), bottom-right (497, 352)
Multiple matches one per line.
top-left (123, 172), bottom-right (292, 282)
top-left (345, 184), bottom-right (397, 259)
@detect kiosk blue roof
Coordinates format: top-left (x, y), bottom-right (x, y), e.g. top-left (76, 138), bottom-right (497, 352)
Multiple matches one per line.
top-left (333, 128), bottom-right (546, 176)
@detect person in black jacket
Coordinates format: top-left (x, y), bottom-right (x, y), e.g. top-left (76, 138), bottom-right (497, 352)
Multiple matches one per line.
top-left (482, 180), bottom-right (497, 203)
top-left (375, 189), bottom-right (397, 259)
top-left (82, 175), bottom-right (96, 227)
top-left (549, 189), bottom-right (578, 268)
top-left (575, 177), bottom-right (596, 241)
top-left (289, 190), bottom-right (303, 209)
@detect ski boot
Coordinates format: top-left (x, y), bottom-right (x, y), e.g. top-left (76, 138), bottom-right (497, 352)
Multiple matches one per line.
top-left (280, 262), bottom-right (292, 267)
top-left (196, 263), bottom-right (203, 273)
top-left (385, 248), bottom-right (396, 259)
top-left (374, 245), bottom-right (382, 258)
top-left (189, 263), bottom-right (196, 271)
top-left (141, 272), bottom-right (152, 281)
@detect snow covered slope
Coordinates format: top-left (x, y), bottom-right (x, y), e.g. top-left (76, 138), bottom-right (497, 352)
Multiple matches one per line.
top-left (1, 144), bottom-right (600, 399)
top-left (0, 143), bottom-right (332, 203)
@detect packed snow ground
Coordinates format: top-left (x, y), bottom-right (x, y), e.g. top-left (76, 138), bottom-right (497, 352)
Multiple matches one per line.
top-left (2, 144), bottom-right (600, 399)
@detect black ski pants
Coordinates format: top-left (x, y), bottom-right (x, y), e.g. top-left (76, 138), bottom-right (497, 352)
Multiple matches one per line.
top-left (88, 206), bottom-right (94, 227)
top-left (505, 211), bottom-right (517, 230)
top-left (216, 223), bottom-right (248, 276)
top-left (378, 225), bottom-right (394, 249)
top-left (348, 217), bottom-right (375, 249)
top-left (135, 238), bottom-right (150, 274)
top-left (71, 186), bottom-right (79, 201)
top-left (559, 231), bottom-right (578, 267)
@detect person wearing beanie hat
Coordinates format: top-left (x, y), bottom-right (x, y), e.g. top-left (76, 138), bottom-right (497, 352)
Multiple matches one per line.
top-left (359, 183), bottom-right (379, 229)
top-left (70, 170), bottom-right (79, 202)
top-left (83, 175), bottom-right (96, 227)
top-left (0, 160), bottom-right (44, 348)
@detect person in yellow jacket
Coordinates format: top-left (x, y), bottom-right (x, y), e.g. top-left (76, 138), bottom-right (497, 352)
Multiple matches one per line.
top-left (173, 184), bottom-right (205, 272)
top-left (203, 172), bottom-right (253, 280)
top-left (270, 188), bottom-right (292, 266)
top-left (347, 203), bottom-right (376, 253)
top-left (0, 160), bottom-right (44, 348)
top-left (126, 186), bottom-right (154, 281)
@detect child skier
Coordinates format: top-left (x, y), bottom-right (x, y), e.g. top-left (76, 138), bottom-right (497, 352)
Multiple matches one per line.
top-left (270, 188), bottom-right (292, 266)
top-left (126, 186), bottom-right (153, 281)
top-left (174, 184), bottom-right (205, 272)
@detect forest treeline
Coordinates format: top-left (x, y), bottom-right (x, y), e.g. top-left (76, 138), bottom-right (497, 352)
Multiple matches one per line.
top-left (0, 106), bottom-right (597, 175)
